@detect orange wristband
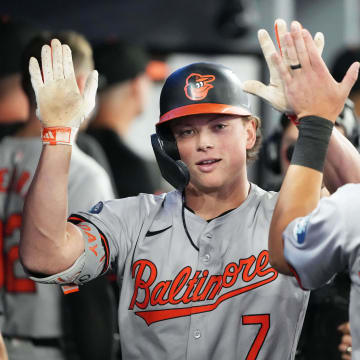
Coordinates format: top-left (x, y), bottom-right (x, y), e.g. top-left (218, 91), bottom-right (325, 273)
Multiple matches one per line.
top-left (41, 127), bottom-right (78, 145)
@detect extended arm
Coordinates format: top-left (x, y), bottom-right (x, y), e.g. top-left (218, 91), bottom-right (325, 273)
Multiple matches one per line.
top-left (19, 39), bottom-right (98, 274)
top-left (268, 22), bottom-right (359, 274)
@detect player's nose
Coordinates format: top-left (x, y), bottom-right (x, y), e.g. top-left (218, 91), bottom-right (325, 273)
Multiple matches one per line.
top-left (197, 131), bottom-right (214, 151)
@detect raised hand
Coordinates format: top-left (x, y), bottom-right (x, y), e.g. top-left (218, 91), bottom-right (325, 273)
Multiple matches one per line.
top-left (29, 39), bottom-right (98, 131)
top-left (272, 21), bottom-right (359, 122)
top-left (242, 18), bottom-right (324, 113)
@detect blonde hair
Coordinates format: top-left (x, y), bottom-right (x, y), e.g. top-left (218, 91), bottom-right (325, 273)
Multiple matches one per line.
top-left (56, 31), bottom-right (94, 75)
top-left (243, 115), bottom-right (262, 163)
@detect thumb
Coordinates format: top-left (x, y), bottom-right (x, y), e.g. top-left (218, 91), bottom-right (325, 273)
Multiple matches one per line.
top-left (83, 70), bottom-right (98, 116)
top-left (242, 80), bottom-right (269, 98)
top-left (340, 62), bottom-right (360, 99)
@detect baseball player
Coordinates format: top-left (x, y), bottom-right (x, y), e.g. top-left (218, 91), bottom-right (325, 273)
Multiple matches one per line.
top-left (0, 32), bottom-right (115, 360)
top-left (19, 21), bottom-right (358, 360)
top-left (268, 22), bottom-right (360, 359)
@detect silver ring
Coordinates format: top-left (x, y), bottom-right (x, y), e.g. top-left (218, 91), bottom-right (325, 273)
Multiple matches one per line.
top-left (345, 346), bottom-right (352, 354)
top-left (290, 64), bottom-right (302, 70)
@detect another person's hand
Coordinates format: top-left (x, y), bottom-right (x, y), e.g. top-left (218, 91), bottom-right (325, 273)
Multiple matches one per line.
top-left (338, 322), bottom-right (352, 360)
top-left (242, 18), bottom-right (324, 113)
top-left (272, 21), bottom-right (359, 122)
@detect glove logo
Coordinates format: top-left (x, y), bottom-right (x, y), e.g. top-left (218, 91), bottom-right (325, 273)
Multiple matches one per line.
top-left (184, 73), bottom-right (215, 101)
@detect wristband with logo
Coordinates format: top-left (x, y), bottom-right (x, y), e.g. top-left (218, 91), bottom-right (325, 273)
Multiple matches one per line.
top-left (41, 127), bottom-right (79, 145)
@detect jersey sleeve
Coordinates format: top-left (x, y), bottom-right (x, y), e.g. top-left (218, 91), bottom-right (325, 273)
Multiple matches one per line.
top-left (282, 191), bottom-right (348, 290)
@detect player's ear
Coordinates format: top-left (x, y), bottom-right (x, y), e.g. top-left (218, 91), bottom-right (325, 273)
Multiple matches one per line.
top-left (244, 117), bottom-right (257, 149)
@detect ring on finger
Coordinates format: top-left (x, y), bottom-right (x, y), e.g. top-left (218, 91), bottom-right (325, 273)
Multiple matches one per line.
top-left (290, 64), bottom-right (302, 70)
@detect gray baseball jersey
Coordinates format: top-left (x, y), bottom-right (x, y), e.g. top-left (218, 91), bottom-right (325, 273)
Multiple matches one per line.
top-left (0, 136), bottom-right (114, 339)
top-left (52, 183), bottom-right (309, 360)
top-left (283, 183), bottom-right (360, 358)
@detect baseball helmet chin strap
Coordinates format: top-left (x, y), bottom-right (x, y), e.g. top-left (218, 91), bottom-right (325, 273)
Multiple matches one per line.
top-left (151, 133), bottom-right (190, 191)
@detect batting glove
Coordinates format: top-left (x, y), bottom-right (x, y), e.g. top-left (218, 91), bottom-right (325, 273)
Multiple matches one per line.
top-left (29, 38), bottom-right (98, 145)
top-left (242, 18), bottom-right (324, 113)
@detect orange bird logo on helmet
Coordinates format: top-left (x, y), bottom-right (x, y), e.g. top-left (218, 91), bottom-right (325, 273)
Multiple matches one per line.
top-left (184, 73), bottom-right (215, 101)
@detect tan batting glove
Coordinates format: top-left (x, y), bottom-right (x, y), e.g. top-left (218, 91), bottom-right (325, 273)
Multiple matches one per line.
top-left (242, 18), bottom-right (324, 113)
top-left (29, 38), bottom-right (98, 145)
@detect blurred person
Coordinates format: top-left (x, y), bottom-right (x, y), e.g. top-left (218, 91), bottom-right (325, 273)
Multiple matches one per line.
top-left (263, 99), bottom-right (358, 192)
top-left (0, 19), bottom-right (38, 139)
top-left (87, 40), bottom-right (161, 198)
top-left (0, 31), bottom-right (115, 360)
top-left (332, 48), bottom-right (360, 119)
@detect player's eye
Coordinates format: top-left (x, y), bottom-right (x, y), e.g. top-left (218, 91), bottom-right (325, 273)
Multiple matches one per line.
top-left (199, 81), bottom-right (204, 87)
top-left (175, 128), bottom-right (194, 138)
top-left (214, 123), bottom-right (227, 131)
top-left (196, 83), bottom-right (200, 88)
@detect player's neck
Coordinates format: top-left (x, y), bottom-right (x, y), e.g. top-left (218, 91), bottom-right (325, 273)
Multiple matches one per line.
top-left (184, 179), bottom-right (251, 221)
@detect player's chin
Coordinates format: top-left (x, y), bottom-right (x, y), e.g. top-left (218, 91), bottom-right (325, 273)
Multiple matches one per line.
top-left (190, 175), bottom-right (225, 193)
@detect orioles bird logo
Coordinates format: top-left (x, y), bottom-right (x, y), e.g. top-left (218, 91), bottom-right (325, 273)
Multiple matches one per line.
top-left (184, 73), bottom-right (215, 101)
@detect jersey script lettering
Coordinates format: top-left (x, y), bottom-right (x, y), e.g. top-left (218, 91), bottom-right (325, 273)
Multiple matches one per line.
top-left (129, 250), bottom-right (278, 325)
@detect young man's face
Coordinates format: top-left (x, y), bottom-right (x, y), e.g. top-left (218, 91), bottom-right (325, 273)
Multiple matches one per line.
top-left (170, 113), bottom-right (256, 192)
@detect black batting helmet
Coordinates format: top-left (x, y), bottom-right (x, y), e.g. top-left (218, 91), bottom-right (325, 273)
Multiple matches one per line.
top-left (151, 62), bottom-right (252, 190)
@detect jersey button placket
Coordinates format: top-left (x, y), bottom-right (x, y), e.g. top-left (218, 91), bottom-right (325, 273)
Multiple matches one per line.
top-left (193, 329), bottom-right (201, 339)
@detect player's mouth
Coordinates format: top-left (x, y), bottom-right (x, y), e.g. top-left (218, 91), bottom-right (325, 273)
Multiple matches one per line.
top-left (195, 158), bottom-right (221, 172)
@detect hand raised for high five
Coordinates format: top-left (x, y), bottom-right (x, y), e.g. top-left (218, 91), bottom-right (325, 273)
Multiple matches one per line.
top-left (243, 18), bottom-right (324, 113)
top-left (29, 39), bottom-right (98, 143)
top-left (272, 21), bottom-right (359, 122)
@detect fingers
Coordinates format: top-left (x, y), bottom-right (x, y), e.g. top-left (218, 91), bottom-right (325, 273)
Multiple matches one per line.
top-left (290, 21), bottom-right (310, 69)
top-left (272, 52), bottom-right (292, 85)
top-left (340, 61), bottom-right (360, 99)
top-left (52, 39), bottom-right (64, 80)
top-left (338, 322), bottom-right (351, 335)
top-left (41, 45), bottom-right (53, 84)
top-left (274, 18), bottom-right (287, 56)
top-left (284, 33), bottom-right (300, 68)
top-left (29, 57), bottom-right (44, 93)
top-left (258, 29), bottom-right (277, 69)
top-left (62, 45), bottom-right (76, 82)
top-left (314, 32), bottom-right (325, 56)
top-left (83, 70), bottom-right (98, 116)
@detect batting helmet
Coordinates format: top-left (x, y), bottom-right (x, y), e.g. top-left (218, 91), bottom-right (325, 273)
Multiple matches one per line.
top-left (151, 62), bottom-right (252, 190)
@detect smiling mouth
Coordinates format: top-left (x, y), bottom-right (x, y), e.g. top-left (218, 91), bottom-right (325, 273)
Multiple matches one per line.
top-left (196, 159), bottom-right (221, 165)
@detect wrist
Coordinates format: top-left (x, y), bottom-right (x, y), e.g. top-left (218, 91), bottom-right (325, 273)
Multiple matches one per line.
top-left (41, 127), bottom-right (79, 146)
top-left (291, 116), bottom-right (334, 172)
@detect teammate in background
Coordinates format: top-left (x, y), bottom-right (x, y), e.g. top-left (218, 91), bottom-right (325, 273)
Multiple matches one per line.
top-left (87, 40), bottom-right (161, 198)
top-left (332, 47), bottom-right (360, 119)
top-left (263, 101), bottom-right (358, 195)
top-left (19, 20), bottom-right (359, 359)
top-left (268, 23), bottom-right (360, 360)
top-left (0, 20), bottom-right (38, 139)
top-left (0, 31), bottom-right (115, 360)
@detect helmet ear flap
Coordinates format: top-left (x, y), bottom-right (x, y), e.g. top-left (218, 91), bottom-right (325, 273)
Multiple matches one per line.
top-left (151, 133), bottom-right (190, 191)
top-left (156, 124), bottom-right (181, 160)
